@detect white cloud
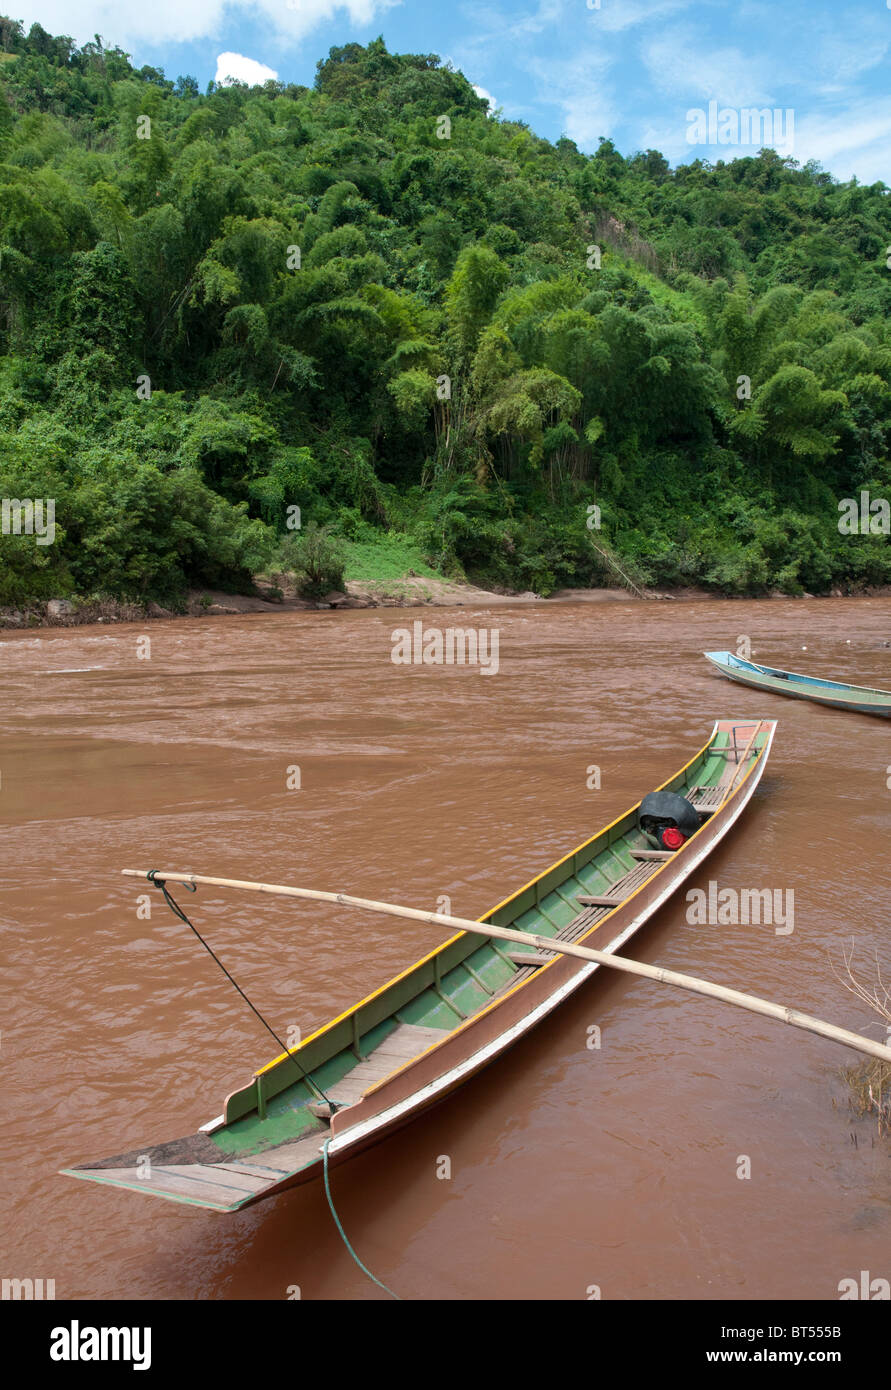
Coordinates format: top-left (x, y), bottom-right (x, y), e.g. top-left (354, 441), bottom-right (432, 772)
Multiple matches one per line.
top-left (472, 83), bottom-right (497, 113)
top-left (493, 0), bottom-right (693, 40)
top-left (505, 0), bottom-right (567, 38)
top-left (641, 27), bottom-right (778, 107)
top-left (820, 36), bottom-right (889, 84)
top-left (792, 99), bottom-right (891, 185)
top-left (634, 17), bottom-right (891, 180)
top-left (650, 98), bottom-right (891, 186)
top-left (525, 47), bottom-right (616, 148)
top-left (636, 119), bottom-right (691, 164)
top-left (18, 0), bottom-right (223, 45)
top-left (736, 2), bottom-right (890, 86)
top-left (592, 0), bottom-right (694, 35)
top-left (560, 91), bottom-right (616, 149)
top-left (15, 0), bottom-right (398, 49)
top-left (215, 52), bottom-right (278, 85)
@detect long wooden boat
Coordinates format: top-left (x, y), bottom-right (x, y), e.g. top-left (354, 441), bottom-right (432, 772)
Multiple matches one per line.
top-left (704, 650), bottom-right (891, 717)
top-left (62, 719), bottom-right (776, 1213)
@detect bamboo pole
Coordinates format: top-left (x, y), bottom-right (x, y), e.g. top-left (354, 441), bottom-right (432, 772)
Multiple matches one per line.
top-left (586, 538), bottom-right (648, 599)
top-left (123, 868), bottom-right (891, 1065)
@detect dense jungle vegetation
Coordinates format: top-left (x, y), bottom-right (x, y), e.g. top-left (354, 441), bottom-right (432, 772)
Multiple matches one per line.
top-left (0, 20), bottom-right (889, 606)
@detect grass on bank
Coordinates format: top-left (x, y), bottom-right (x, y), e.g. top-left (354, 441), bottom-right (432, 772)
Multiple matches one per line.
top-left (342, 531), bottom-right (442, 583)
top-left (263, 524), bottom-right (447, 599)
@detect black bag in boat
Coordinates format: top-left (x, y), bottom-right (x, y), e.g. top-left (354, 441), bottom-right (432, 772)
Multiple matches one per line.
top-left (637, 790), bottom-right (700, 850)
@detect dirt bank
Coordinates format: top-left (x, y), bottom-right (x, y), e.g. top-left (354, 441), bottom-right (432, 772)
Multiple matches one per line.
top-left (3, 574), bottom-right (890, 632)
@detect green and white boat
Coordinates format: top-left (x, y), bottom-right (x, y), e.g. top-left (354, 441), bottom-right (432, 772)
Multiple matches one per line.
top-left (62, 719), bottom-right (776, 1213)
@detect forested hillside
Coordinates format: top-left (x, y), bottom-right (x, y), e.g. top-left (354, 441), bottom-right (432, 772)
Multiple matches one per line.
top-left (1, 21), bottom-right (890, 607)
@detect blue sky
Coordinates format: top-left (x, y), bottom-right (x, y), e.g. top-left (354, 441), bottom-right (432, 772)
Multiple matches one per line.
top-left (16, 0), bottom-right (891, 183)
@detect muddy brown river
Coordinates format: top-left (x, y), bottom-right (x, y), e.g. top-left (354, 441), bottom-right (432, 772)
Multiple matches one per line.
top-left (2, 597), bottom-right (890, 1300)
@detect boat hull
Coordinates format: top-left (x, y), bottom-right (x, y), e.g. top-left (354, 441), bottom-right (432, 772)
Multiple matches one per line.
top-left (704, 650), bottom-right (891, 717)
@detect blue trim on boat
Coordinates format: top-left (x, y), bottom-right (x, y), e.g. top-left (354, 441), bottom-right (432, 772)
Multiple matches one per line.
top-left (703, 651), bottom-right (891, 716)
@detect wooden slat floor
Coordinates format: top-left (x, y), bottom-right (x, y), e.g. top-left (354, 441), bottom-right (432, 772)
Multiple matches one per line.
top-left (73, 1128), bottom-right (330, 1210)
top-left (689, 784), bottom-right (725, 809)
top-left (491, 857), bottom-right (664, 994)
top-left (325, 1022), bottom-right (448, 1106)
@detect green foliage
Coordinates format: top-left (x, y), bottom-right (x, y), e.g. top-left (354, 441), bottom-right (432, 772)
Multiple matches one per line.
top-left (279, 520), bottom-right (347, 596)
top-left (0, 448), bottom-right (271, 603)
top-left (0, 26), bottom-right (889, 606)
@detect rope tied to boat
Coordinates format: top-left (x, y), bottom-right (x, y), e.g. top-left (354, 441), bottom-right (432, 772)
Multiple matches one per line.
top-left (322, 1138), bottom-right (401, 1300)
top-left (143, 871), bottom-right (400, 1296)
top-left (144, 870), bottom-right (340, 1111)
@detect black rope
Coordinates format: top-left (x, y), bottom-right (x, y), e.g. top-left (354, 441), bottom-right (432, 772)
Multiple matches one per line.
top-left (146, 871), bottom-right (338, 1111)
